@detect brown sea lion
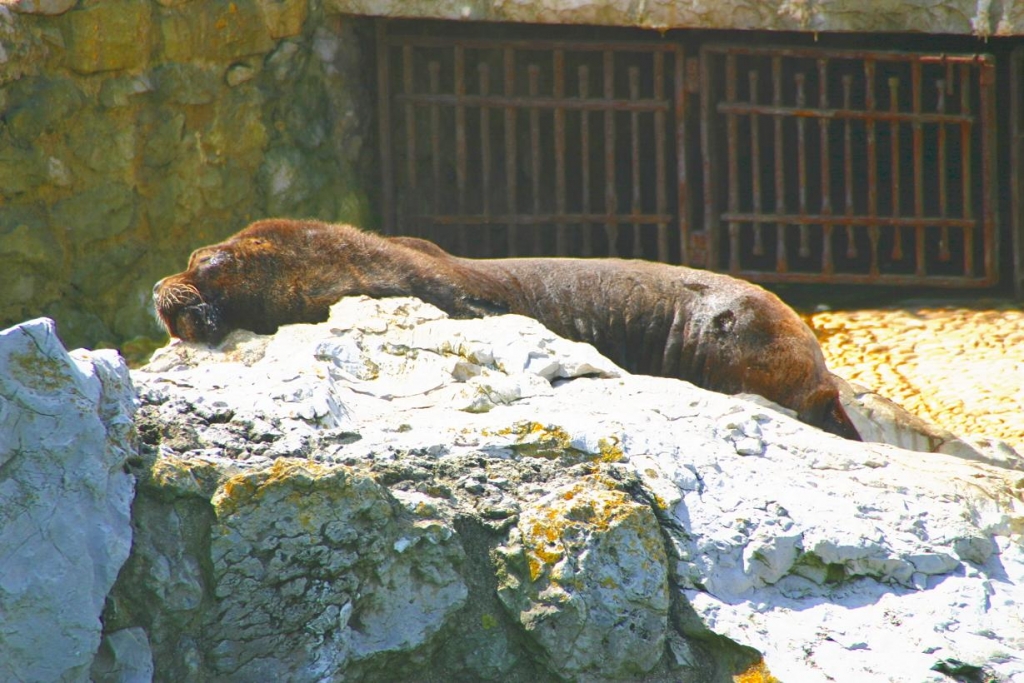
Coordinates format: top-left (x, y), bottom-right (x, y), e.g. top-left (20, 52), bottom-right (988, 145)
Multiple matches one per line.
top-left (154, 219), bottom-right (860, 440)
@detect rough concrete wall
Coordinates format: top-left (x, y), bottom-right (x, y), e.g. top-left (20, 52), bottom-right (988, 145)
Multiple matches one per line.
top-left (328, 0), bottom-right (1024, 37)
top-left (0, 1), bottom-right (376, 355)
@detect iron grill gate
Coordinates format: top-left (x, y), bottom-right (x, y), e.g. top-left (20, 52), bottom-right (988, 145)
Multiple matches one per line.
top-left (699, 44), bottom-right (998, 286)
top-left (1010, 46), bottom-right (1024, 297)
top-left (376, 24), bottom-right (688, 261)
top-left (378, 23), bottom-right (1001, 289)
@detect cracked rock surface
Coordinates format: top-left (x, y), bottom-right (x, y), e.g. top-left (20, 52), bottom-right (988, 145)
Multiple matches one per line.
top-left (2, 297), bottom-right (1022, 682)
top-left (0, 318), bottom-right (136, 682)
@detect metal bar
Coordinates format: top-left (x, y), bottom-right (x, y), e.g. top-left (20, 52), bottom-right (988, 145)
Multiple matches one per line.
top-left (979, 58), bottom-right (997, 283)
top-left (386, 34), bottom-right (683, 54)
top-left (960, 64), bottom-right (974, 277)
top-left (701, 43), bottom-right (989, 65)
top-left (726, 54), bottom-right (740, 272)
top-left (389, 36), bottom-right (982, 67)
top-left (654, 52), bottom-right (669, 263)
top-left (675, 47), bottom-right (689, 265)
top-left (889, 77), bottom-right (903, 261)
top-left (455, 46), bottom-right (468, 254)
top-left (604, 50), bottom-right (618, 256)
top-left (553, 49), bottom-right (567, 256)
top-left (529, 64), bottom-right (542, 255)
top-left (721, 212), bottom-right (975, 228)
top-left (936, 78), bottom-right (950, 261)
top-left (795, 72), bottom-right (809, 258)
top-left (818, 58), bottom-right (833, 274)
top-left (728, 270), bottom-right (994, 287)
top-left (504, 47), bottom-right (518, 256)
top-left (396, 92), bottom-right (671, 112)
top-left (842, 75), bottom-right (857, 259)
top-left (630, 66), bottom-right (643, 258)
top-left (402, 45), bottom-right (417, 201)
top-left (749, 69), bottom-right (764, 257)
top-left (398, 89), bottom-right (977, 124)
top-left (1012, 48), bottom-right (1024, 295)
top-left (376, 21), bottom-right (396, 235)
top-left (579, 65), bottom-right (593, 257)
top-left (714, 102), bottom-right (974, 124)
top-left (479, 62), bottom-right (493, 256)
top-left (866, 59), bottom-right (880, 277)
top-left (773, 56), bottom-right (787, 273)
top-left (428, 212), bottom-right (674, 225)
top-left (429, 61), bottom-right (442, 219)
top-left (700, 48), bottom-right (716, 268)
top-left (912, 62), bottom-right (925, 276)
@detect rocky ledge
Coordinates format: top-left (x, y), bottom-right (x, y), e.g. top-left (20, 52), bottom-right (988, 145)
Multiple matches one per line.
top-left (1, 297), bottom-right (1022, 682)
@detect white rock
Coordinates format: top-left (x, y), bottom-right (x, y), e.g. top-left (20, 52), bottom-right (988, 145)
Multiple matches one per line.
top-left (0, 318), bottom-right (136, 682)
top-left (131, 296), bottom-right (1024, 681)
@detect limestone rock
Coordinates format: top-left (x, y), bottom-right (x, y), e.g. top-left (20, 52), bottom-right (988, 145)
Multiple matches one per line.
top-left (495, 476), bottom-right (670, 679)
top-left (6, 0), bottom-right (77, 15)
top-left (325, 0), bottom-right (1022, 35)
top-left (4, 76), bottom-right (85, 145)
top-left (90, 627), bottom-right (155, 683)
top-left (0, 318), bottom-right (136, 682)
top-left (118, 296), bottom-right (1023, 681)
top-left (158, 0), bottom-right (275, 63)
top-left (201, 460), bottom-right (468, 679)
top-left (5, 295), bottom-right (1023, 681)
top-left (840, 378), bottom-right (1024, 471)
top-left (61, 0), bottom-right (152, 74)
top-left (257, 0), bottom-right (309, 38)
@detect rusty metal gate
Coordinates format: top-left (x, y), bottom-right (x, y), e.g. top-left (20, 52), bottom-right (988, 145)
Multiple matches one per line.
top-left (376, 22), bottom-right (688, 261)
top-left (377, 22), bottom-right (1000, 289)
top-left (1010, 46), bottom-right (1024, 297)
top-left (699, 44), bottom-right (998, 286)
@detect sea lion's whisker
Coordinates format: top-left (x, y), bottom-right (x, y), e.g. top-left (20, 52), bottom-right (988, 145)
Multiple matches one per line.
top-left (158, 283), bottom-right (204, 308)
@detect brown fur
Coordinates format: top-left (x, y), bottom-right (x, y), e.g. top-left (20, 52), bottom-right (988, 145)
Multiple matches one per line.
top-left (154, 219), bottom-right (860, 439)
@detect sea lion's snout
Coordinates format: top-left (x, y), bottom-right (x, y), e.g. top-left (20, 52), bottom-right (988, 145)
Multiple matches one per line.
top-left (153, 277), bottom-right (225, 343)
top-left (171, 301), bottom-right (227, 345)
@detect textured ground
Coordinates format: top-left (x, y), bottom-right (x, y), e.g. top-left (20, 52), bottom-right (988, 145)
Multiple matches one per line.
top-left (805, 300), bottom-right (1024, 453)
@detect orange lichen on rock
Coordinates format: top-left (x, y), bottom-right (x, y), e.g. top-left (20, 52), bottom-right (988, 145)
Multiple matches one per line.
top-left (733, 659), bottom-right (780, 683)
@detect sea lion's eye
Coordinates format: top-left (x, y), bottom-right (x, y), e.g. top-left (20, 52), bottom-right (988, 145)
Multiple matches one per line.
top-left (196, 251), bottom-right (230, 270)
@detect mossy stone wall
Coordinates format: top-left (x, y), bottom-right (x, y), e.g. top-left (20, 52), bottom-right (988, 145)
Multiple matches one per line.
top-left (0, 0), bottom-right (376, 355)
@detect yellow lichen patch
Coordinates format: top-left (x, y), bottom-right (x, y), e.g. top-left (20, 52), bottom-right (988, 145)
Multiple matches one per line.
top-left (502, 421), bottom-right (575, 459)
top-left (520, 480), bottom-right (642, 582)
top-left (734, 659), bottom-right (780, 683)
top-left (212, 458), bottom-right (349, 518)
top-left (596, 436), bottom-right (624, 463)
top-left (491, 421), bottom-right (624, 465)
top-left (147, 455), bottom-right (229, 497)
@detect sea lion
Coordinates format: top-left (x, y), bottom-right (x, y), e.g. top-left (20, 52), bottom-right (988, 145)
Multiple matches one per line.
top-left (154, 218), bottom-right (860, 440)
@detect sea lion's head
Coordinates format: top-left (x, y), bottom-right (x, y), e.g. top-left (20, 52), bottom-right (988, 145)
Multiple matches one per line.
top-left (154, 220), bottom-right (343, 344)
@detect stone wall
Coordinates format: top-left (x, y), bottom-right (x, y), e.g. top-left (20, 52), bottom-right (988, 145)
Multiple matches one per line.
top-left (0, 0), bottom-right (376, 353)
top-left (329, 0), bottom-right (1024, 36)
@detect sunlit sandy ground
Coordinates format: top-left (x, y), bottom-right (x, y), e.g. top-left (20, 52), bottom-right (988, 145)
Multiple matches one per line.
top-left (806, 302), bottom-right (1024, 453)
